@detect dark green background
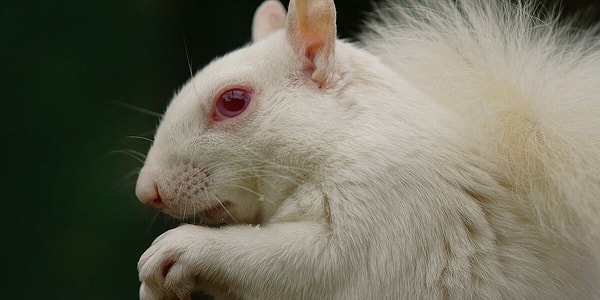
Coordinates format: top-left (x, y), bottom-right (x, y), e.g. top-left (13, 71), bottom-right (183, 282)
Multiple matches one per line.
top-left (3, 0), bottom-right (598, 299)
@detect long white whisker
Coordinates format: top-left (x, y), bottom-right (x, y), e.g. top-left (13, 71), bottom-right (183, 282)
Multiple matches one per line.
top-left (137, 129), bottom-right (158, 138)
top-left (201, 188), bottom-right (239, 224)
top-left (175, 175), bottom-right (187, 205)
top-left (218, 172), bottom-right (300, 192)
top-left (126, 135), bottom-right (154, 143)
top-left (194, 147), bottom-right (311, 175)
top-left (230, 157), bottom-right (312, 174)
top-left (235, 169), bottom-right (304, 186)
top-left (218, 199), bottom-right (239, 224)
top-left (109, 150), bottom-right (146, 164)
top-left (113, 168), bottom-right (142, 190)
top-left (202, 158), bottom-right (258, 173)
top-left (241, 148), bottom-right (313, 172)
top-left (143, 210), bottom-right (163, 236)
top-left (128, 149), bottom-right (147, 159)
top-left (181, 191), bottom-right (189, 222)
top-left (203, 158), bottom-right (308, 179)
top-left (112, 100), bottom-right (163, 118)
top-left (219, 182), bottom-right (263, 198)
top-left (183, 35), bottom-right (201, 101)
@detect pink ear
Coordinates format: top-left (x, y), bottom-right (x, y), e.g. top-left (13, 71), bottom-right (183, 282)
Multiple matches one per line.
top-left (286, 0), bottom-right (337, 88)
top-left (252, 1), bottom-right (287, 42)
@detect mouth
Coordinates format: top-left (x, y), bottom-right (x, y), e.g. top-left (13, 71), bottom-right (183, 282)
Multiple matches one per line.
top-left (163, 201), bottom-right (237, 226)
top-left (198, 201), bottom-right (236, 224)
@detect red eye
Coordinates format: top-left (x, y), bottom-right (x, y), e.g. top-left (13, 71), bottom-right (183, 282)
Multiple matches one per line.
top-left (214, 88), bottom-right (252, 121)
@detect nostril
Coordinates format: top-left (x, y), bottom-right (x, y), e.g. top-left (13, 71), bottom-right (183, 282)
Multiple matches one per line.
top-left (136, 172), bottom-right (164, 209)
top-left (148, 188), bottom-right (164, 209)
top-left (142, 183), bottom-right (164, 209)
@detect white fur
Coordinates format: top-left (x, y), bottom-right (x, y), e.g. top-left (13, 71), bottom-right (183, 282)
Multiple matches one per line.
top-left (136, 0), bottom-right (600, 299)
top-left (252, 0), bottom-right (286, 42)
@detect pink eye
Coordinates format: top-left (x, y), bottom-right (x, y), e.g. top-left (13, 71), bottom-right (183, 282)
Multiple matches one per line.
top-left (213, 88), bottom-right (252, 121)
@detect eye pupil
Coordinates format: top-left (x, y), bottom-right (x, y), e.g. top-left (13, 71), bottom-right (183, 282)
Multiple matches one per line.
top-left (215, 88), bottom-right (251, 120)
top-left (222, 90), bottom-right (247, 112)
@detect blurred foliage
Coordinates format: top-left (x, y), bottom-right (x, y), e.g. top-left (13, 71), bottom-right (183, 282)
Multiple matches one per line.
top-left (1, 0), bottom-right (597, 299)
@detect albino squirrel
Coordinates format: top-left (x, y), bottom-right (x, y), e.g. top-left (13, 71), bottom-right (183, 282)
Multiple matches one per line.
top-left (135, 0), bottom-right (600, 299)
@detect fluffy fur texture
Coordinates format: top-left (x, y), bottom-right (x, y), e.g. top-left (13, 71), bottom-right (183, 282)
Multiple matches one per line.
top-left (135, 0), bottom-right (600, 299)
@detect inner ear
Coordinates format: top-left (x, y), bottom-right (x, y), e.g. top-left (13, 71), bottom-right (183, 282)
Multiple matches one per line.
top-left (286, 0), bottom-right (337, 88)
top-left (252, 0), bottom-right (287, 42)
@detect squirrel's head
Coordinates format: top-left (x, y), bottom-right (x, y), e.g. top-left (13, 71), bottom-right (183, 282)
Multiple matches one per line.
top-left (134, 0), bottom-right (408, 224)
top-left (135, 0), bottom-right (344, 225)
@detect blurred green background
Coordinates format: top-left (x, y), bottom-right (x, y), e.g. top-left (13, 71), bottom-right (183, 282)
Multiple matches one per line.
top-left (2, 0), bottom-right (597, 299)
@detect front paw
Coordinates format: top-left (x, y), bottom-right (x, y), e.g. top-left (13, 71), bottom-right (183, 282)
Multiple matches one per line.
top-left (138, 224), bottom-right (207, 300)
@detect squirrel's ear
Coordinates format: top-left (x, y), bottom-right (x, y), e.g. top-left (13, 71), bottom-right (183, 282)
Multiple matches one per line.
top-left (286, 0), bottom-right (337, 88)
top-left (252, 1), bottom-right (287, 42)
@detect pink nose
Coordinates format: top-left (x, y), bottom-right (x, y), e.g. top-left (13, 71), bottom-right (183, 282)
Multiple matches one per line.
top-left (135, 171), bottom-right (164, 209)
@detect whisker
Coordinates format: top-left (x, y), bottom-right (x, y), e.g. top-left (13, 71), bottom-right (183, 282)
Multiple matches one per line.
top-left (137, 129), bottom-right (158, 138)
top-left (109, 150), bottom-right (146, 164)
top-left (241, 149), bottom-right (313, 172)
top-left (183, 35), bottom-right (201, 101)
top-left (234, 164), bottom-right (304, 175)
top-left (250, 160), bottom-right (311, 173)
top-left (217, 172), bottom-right (299, 193)
top-left (219, 200), bottom-right (239, 224)
top-left (202, 188), bottom-right (239, 224)
top-left (191, 201), bottom-right (198, 225)
top-left (206, 165), bottom-right (299, 188)
top-left (126, 135), bottom-right (154, 143)
top-left (112, 168), bottom-right (142, 190)
top-left (233, 168), bottom-right (304, 186)
top-left (143, 210), bottom-right (164, 237)
top-left (182, 193), bottom-right (189, 223)
top-left (175, 177), bottom-right (187, 204)
top-left (201, 158), bottom-right (256, 173)
top-left (203, 158), bottom-right (310, 179)
top-left (112, 100), bottom-right (163, 118)
top-left (128, 149), bottom-right (147, 159)
top-left (223, 183), bottom-right (274, 204)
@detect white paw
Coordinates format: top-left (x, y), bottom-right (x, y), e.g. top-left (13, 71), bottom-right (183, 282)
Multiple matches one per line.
top-left (138, 224), bottom-right (207, 300)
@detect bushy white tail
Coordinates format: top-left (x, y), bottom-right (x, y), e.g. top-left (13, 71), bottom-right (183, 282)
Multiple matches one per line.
top-left (361, 0), bottom-right (600, 248)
